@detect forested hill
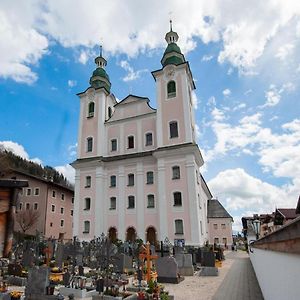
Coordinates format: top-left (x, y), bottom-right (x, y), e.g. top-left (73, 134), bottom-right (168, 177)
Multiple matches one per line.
top-left (0, 149), bottom-right (73, 189)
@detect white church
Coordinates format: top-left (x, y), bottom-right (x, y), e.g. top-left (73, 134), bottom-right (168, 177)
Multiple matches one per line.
top-left (72, 24), bottom-right (214, 246)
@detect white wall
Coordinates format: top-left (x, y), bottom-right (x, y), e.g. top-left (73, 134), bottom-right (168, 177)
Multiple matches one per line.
top-left (250, 248), bottom-right (300, 300)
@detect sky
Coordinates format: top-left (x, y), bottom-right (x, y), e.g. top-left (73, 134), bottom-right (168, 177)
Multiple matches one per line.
top-left (0, 1), bottom-right (300, 232)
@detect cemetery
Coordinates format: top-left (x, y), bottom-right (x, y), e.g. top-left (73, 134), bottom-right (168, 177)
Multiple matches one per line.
top-left (0, 232), bottom-right (227, 300)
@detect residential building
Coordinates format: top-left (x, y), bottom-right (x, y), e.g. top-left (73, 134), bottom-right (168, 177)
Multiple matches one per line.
top-left (72, 24), bottom-right (213, 246)
top-left (3, 169), bottom-right (74, 240)
top-left (207, 199), bottom-right (233, 247)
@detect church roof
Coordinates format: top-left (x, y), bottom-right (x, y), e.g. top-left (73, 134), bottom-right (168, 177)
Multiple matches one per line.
top-left (208, 199), bottom-right (233, 220)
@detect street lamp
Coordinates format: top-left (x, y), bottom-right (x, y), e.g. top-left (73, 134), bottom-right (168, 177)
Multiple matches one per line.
top-left (253, 219), bottom-right (261, 240)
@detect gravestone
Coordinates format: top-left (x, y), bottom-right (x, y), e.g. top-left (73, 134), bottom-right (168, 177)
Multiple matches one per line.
top-left (55, 243), bottom-right (64, 268)
top-left (25, 267), bottom-right (51, 299)
top-left (114, 254), bottom-right (133, 273)
top-left (175, 253), bottom-right (194, 276)
top-left (22, 248), bottom-right (35, 267)
top-left (96, 278), bottom-right (104, 293)
top-left (156, 256), bottom-right (180, 283)
top-left (199, 251), bottom-right (218, 276)
top-left (195, 248), bottom-right (202, 264)
top-left (63, 270), bottom-right (71, 287)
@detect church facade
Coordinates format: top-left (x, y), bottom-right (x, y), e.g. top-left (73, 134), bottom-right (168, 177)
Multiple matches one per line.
top-left (72, 25), bottom-right (212, 246)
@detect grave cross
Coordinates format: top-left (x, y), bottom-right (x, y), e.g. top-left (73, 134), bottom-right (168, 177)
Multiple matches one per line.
top-left (139, 242), bottom-right (158, 282)
top-left (156, 241), bottom-right (170, 257)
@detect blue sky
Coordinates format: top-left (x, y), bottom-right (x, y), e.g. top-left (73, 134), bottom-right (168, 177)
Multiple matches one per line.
top-left (1, 1), bottom-right (299, 231)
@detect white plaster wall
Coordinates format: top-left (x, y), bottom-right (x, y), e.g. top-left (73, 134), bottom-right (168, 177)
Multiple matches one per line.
top-left (250, 248), bottom-right (300, 300)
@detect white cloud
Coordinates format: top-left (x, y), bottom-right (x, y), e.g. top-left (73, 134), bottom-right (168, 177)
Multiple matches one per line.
top-left (201, 54), bottom-right (213, 61)
top-left (68, 143), bottom-right (77, 157)
top-left (68, 80), bottom-right (77, 87)
top-left (262, 82), bottom-right (295, 107)
top-left (222, 88), bottom-right (231, 96)
top-left (78, 49), bottom-right (96, 65)
top-left (191, 90), bottom-right (198, 109)
top-left (233, 103), bottom-right (246, 111)
top-left (0, 140), bottom-right (43, 165)
top-left (195, 123), bottom-right (200, 140)
top-left (1, 1), bottom-right (300, 83)
top-left (119, 60), bottom-right (147, 82)
top-left (55, 164), bottom-right (75, 184)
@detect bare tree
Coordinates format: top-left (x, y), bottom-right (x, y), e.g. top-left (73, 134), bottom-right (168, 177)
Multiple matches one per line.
top-left (15, 208), bottom-right (39, 234)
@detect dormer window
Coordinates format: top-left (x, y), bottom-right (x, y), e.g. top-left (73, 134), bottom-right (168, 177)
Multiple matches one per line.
top-left (88, 102), bottom-right (95, 117)
top-left (167, 81), bottom-right (176, 98)
top-left (108, 106), bottom-right (112, 118)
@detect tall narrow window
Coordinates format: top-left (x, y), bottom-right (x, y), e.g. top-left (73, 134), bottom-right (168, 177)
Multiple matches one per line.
top-left (85, 176), bottom-right (91, 188)
top-left (110, 175), bottom-right (116, 187)
top-left (110, 197), bottom-right (116, 210)
top-left (52, 190), bottom-right (56, 198)
top-left (145, 133), bottom-right (153, 146)
top-left (167, 81), bottom-right (176, 98)
top-left (34, 188), bottom-right (39, 196)
top-left (84, 198), bottom-right (91, 210)
top-left (19, 202), bottom-right (23, 210)
top-left (26, 203), bottom-right (30, 210)
top-left (88, 102), bottom-right (95, 117)
top-left (26, 188), bottom-right (31, 196)
top-left (128, 174), bottom-right (134, 186)
top-left (172, 166), bottom-right (180, 179)
top-left (147, 194), bottom-right (155, 208)
top-left (108, 107), bottom-right (112, 118)
top-left (169, 121), bottom-right (178, 138)
top-left (61, 193), bottom-right (65, 200)
top-left (84, 221), bottom-right (90, 233)
top-left (60, 220), bottom-right (64, 227)
top-left (87, 137), bottom-right (93, 152)
top-left (128, 136), bottom-right (134, 149)
top-left (146, 171), bottom-right (154, 184)
top-left (34, 203), bottom-right (38, 210)
top-left (173, 192), bottom-right (182, 206)
top-left (111, 139), bottom-right (117, 151)
top-left (128, 196), bottom-right (135, 209)
top-left (175, 219), bottom-right (183, 234)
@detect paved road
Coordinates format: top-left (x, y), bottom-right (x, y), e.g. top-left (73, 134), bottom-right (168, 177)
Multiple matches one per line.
top-left (212, 251), bottom-right (264, 300)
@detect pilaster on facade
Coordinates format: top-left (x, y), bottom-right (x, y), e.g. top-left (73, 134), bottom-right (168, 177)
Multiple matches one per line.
top-left (136, 162), bottom-right (145, 238)
top-left (117, 165), bottom-right (125, 241)
top-left (73, 169), bottom-right (81, 237)
top-left (95, 166), bottom-right (105, 237)
top-left (157, 158), bottom-right (167, 240)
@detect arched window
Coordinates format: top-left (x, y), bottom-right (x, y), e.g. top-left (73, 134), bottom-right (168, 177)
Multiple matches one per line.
top-left (167, 81), bottom-right (176, 98)
top-left (147, 194), bottom-right (155, 208)
top-left (173, 192), bottom-right (182, 206)
top-left (146, 171), bottom-right (154, 184)
top-left (84, 197), bottom-right (91, 210)
top-left (128, 174), bottom-right (134, 186)
top-left (87, 137), bottom-right (93, 152)
top-left (88, 102), bottom-right (95, 117)
top-left (128, 196), bottom-right (135, 209)
top-left (110, 175), bottom-right (116, 187)
top-left (172, 166), bottom-right (180, 179)
top-left (175, 219), bottom-right (184, 234)
top-left (108, 106), bottom-right (112, 118)
top-left (145, 132), bottom-right (153, 146)
top-left (169, 121), bottom-right (178, 138)
top-left (83, 221), bottom-right (90, 233)
top-left (110, 197), bottom-right (116, 210)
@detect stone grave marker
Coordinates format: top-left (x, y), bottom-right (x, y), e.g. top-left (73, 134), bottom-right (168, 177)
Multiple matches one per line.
top-left (114, 253), bottom-right (133, 273)
top-left (63, 270), bottom-right (71, 287)
top-left (96, 278), bottom-right (104, 293)
top-left (156, 256), bottom-right (180, 283)
top-left (199, 251), bottom-right (218, 276)
top-left (175, 253), bottom-right (194, 276)
top-left (22, 247), bottom-right (35, 268)
top-left (55, 243), bottom-right (64, 268)
top-left (25, 267), bottom-right (49, 297)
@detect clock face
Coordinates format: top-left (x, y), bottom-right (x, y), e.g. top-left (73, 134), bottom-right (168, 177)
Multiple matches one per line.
top-left (164, 66), bottom-right (175, 80)
top-left (87, 90), bottom-right (95, 100)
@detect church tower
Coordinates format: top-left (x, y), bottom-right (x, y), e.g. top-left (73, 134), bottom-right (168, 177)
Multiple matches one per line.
top-left (152, 21), bottom-right (196, 148)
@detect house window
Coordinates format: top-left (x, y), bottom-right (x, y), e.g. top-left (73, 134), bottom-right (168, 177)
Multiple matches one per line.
top-left (169, 121), bottom-right (178, 138)
top-left (198, 193), bottom-right (201, 209)
top-left (214, 238), bottom-right (219, 244)
top-left (51, 205), bottom-right (55, 212)
top-left (26, 188), bottom-right (31, 196)
top-left (175, 219), bottom-right (183, 234)
top-left (128, 136), bottom-right (134, 149)
top-left (145, 133), bottom-right (153, 146)
top-left (87, 137), bottom-right (93, 152)
top-left (221, 224), bottom-right (226, 229)
top-left (146, 171), bottom-right (154, 184)
top-left (128, 196), bottom-right (135, 209)
top-left (172, 166), bottom-right (180, 179)
top-left (173, 192), bottom-right (182, 206)
top-left (167, 81), bottom-right (176, 98)
top-left (61, 207), bottom-right (64, 214)
top-left (196, 170), bottom-right (199, 184)
top-left (223, 238), bottom-right (227, 245)
top-left (110, 197), bottom-right (116, 210)
top-left (88, 102), bottom-right (95, 117)
top-left (110, 175), bottom-right (116, 187)
top-left (111, 139), bottom-right (117, 151)
top-left (84, 221), bottom-right (90, 233)
top-left (147, 194), bottom-right (155, 208)
top-left (34, 188), bottom-right (39, 196)
top-left (19, 202), bottom-right (22, 210)
top-left (108, 106), bottom-right (112, 118)
top-left (128, 174), bottom-right (134, 186)
top-left (71, 197), bottom-right (74, 204)
top-left (85, 176), bottom-right (91, 188)
top-left (34, 203), bottom-right (38, 210)
top-left (52, 190), bottom-right (56, 198)
top-left (60, 220), bottom-right (64, 227)
top-left (70, 209), bottom-right (73, 216)
top-left (200, 221), bottom-right (203, 235)
top-left (84, 198), bottom-right (91, 210)
top-left (61, 193), bottom-right (65, 200)
top-left (26, 203), bottom-right (30, 210)
top-left (50, 222), bottom-right (53, 227)
top-left (213, 224), bottom-right (218, 230)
